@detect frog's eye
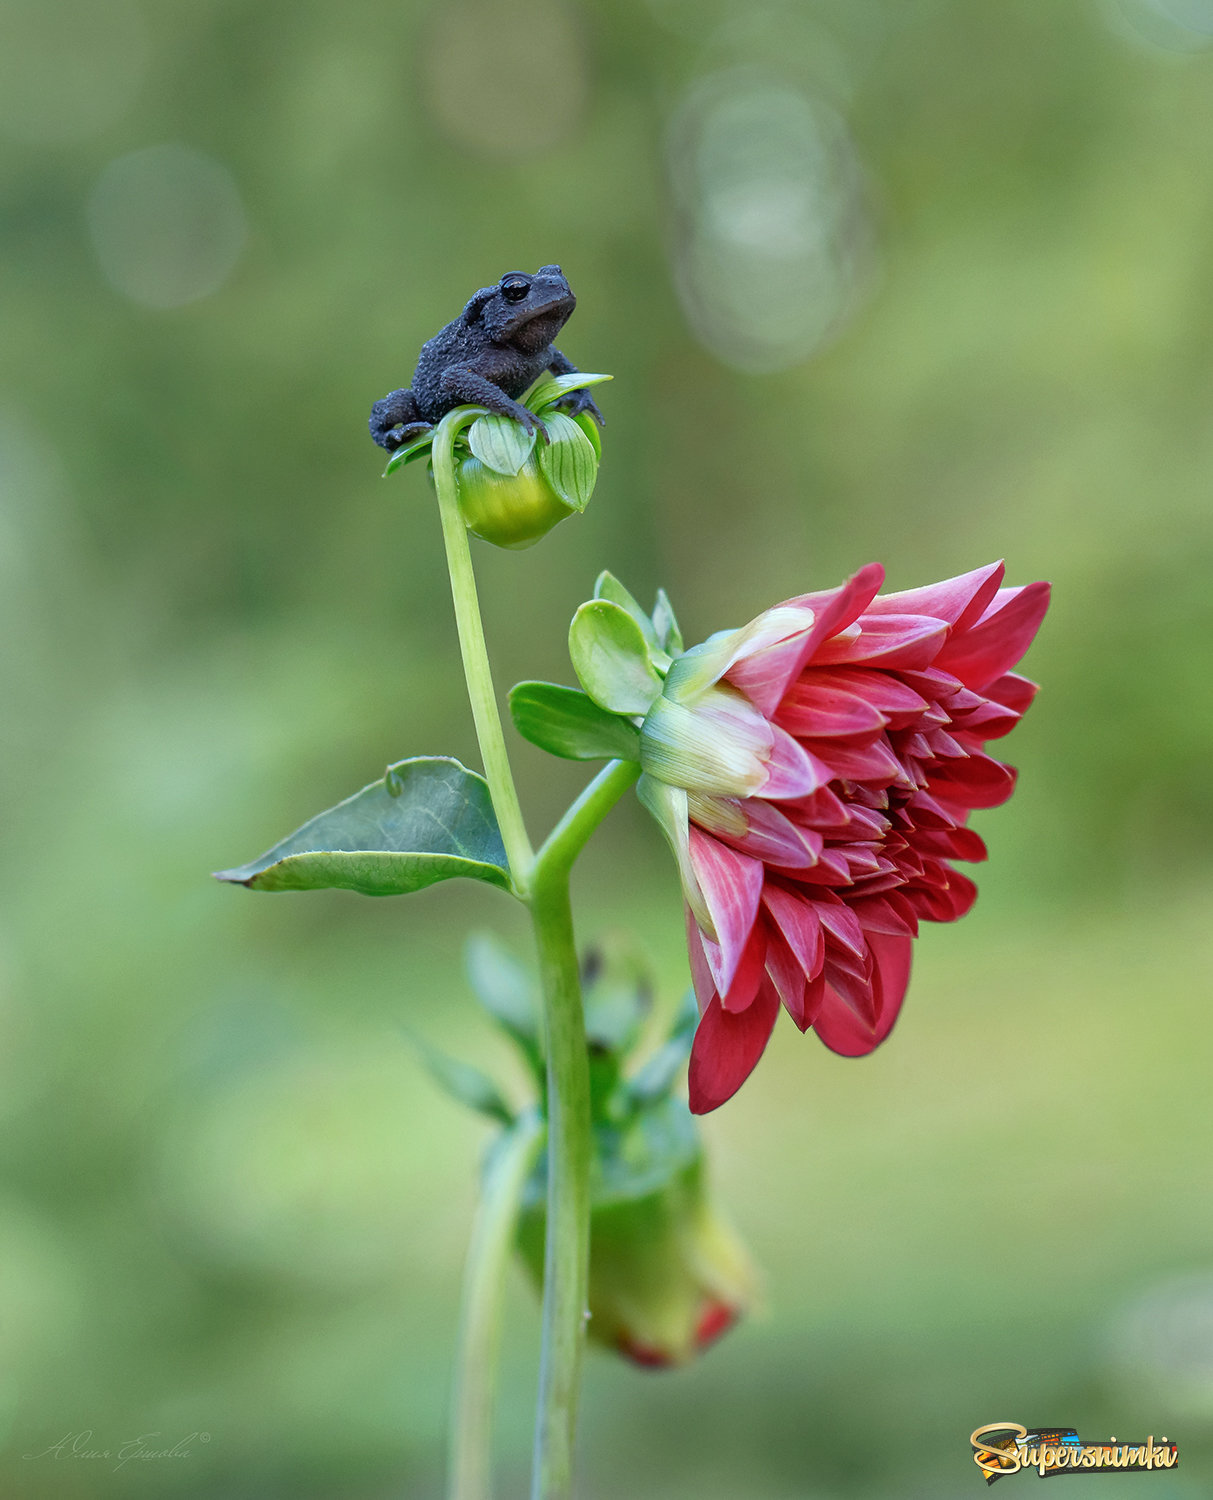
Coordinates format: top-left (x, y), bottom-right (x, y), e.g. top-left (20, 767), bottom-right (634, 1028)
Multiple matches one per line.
top-left (501, 276), bottom-right (530, 303)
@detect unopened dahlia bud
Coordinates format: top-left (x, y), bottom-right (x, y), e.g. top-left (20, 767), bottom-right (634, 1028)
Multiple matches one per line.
top-left (486, 935), bottom-right (756, 1369)
top-left (457, 404), bottom-right (602, 548)
top-left (517, 1108), bottom-right (756, 1368)
top-left (585, 1156), bottom-right (754, 1368)
top-left (384, 373), bottom-right (610, 550)
top-left (454, 445), bottom-right (584, 550)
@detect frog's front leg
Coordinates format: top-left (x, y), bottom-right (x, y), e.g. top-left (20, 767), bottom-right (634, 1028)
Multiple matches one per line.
top-left (546, 347), bottom-right (605, 427)
top-left (439, 366), bottom-right (548, 438)
top-left (370, 388), bottom-right (432, 451)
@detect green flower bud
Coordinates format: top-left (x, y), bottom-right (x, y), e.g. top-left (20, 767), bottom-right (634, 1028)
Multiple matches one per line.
top-left (462, 928), bottom-right (754, 1369)
top-left (455, 450), bottom-right (580, 550)
top-left (383, 374), bottom-right (611, 550)
top-left (456, 406), bottom-right (601, 550)
top-left (517, 1097), bottom-right (756, 1368)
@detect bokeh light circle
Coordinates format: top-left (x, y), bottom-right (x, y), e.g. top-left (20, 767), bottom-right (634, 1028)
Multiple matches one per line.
top-left (1108, 1271), bottom-right (1213, 1419)
top-left (665, 69), bottom-right (875, 374)
top-left (86, 144), bottom-right (248, 310)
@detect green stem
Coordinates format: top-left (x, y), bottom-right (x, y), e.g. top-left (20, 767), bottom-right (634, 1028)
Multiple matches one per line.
top-left (528, 759), bottom-right (641, 1500)
top-left (449, 1110), bottom-right (545, 1500)
top-left (431, 408), bottom-right (535, 893)
top-left (427, 402), bottom-right (640, 1495)
top-left (534, 760), bottom-right (642, 882)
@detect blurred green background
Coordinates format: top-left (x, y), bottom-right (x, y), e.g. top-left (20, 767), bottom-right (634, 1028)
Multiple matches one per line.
top-left (3, 0), bottom-right (1213, 1494)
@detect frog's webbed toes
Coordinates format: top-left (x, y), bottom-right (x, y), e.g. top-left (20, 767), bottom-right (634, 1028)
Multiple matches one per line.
top-left (383, 420), bottom-right (433, 451)
top-left (511, 404), bottom-right (548, 440)
top-left (554, 389), bottom-right (605, 426)
top-left (370, 388), bottom-right (425, 450)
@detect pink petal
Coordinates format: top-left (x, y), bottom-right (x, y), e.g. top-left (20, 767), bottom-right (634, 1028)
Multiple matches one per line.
top-left (899, 732), bottom-right (934, 762)
top-left (849, 895), bottom-right (916, 936)
top-left (762, 885), bottom-right (825, 978)
top-left (813, 613), bottom-right (949, 670)
top-left (759, 727), bottom-right (830, 799)
top-left (810, 735), bottom-right (906, 785)
top-left (719, 923), bottom-right (769, 1014)
top-left (925, 729), bottom-right (968, 759)
top-left (883, 889), bottom-right (920, 935)
top-left (813, 898), bottom-right (867, 960)
top-left (916, 866), bottom-right (978, 922)
top-left (903, 789), bottom-right (958, 829)
top-left (723, 629), bottom-right (817, 717)
top-left (792, 848), bottom-right (857, 886)
top-left (842, 871), bottom-right (906, 898)
top-left (839, 803), bottom-right (891, 839)
top-left (833, 846), bottom-right (884, 881)
top-left (813, 932), bottom-right (913, 1056)
top-left (913, 826), bottom-right (988, 862)
top-left (850, 784), bottom-right (890, 810)
top-left (778, 562), bottom-right (886, 624)
top-left (798, 667), bottom-right (930, 726)
top-left (726, 564), bottom-right (885, 715)
top-left (688, 830), bottom-right (764, 995)
top-left (765, 938), bottom-right (809, 1029)
top-left (951, 699), bottom-right (1021, 740)
top-left (863, 561), bottom-right (1005, 630)
top-left (927, 753), bottom-right (1017, 809)
top-left (782, 784), bottom-right (850, 830)
top-left (934, 582), bottom-right (1050, 689)
top-left (984, 672), bottom-right (1039, 715)
top-left (725, 800), bottom-right (823, 868)
top-left (944, 869), bottom-right (978, 918)
top-left (898, 666), bottom-right (964, 701)
top-left (688, 982), bottom-right (781, 1114)
top-left (685, 907), bottom-right (718, 1011)
top-left (773, 680), bottom-right (888, 738)
top-left (823, 959), bottom-right (878, 1026)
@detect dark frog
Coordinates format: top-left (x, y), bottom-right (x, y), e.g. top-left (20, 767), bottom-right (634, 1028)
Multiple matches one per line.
top-left (369, 265), bottom-right (605, 452)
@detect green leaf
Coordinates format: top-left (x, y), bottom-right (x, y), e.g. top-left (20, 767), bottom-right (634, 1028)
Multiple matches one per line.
top-left (467, 412), bottom-right (536, 476)
top-left (509, 681), bottom-right (641, 762)
top-left (465, 931), bottom-right (543, 1078)
top-left (523, 370), bottom-right (613, 413)
top-left (652, 588), bottom-right (683, 655)
top-left (214, 756), bottom-right (511, 896)
top-left (569, 599), bottom-right (664, 716)
top-left (382, 432), bottom-right (435, 476)
top-left (406, 1030), bottom-right (515, 1125)
top-left (536, 412), bottom-right (598, 511)
top-left (594, 571), bottom-right (660, 650)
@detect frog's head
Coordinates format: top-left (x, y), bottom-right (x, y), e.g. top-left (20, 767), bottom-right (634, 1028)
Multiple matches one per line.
top-left (482, 265), bottom-right (576, 352)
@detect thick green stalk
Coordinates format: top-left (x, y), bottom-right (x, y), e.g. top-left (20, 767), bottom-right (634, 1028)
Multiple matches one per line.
top-left (528, 759), bottom-right (641, 1500)
top-left (431, 409), bottom-right (535, 893)
top-left (449, 1111), bottom-right (545, 1500)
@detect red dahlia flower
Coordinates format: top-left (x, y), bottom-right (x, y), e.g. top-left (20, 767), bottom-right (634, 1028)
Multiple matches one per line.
top-left (636, 561), bottom-right (1050, 1114)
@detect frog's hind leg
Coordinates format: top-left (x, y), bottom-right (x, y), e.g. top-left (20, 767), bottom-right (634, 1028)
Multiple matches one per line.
top-left (370, 388), bottom-right (432, 451)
